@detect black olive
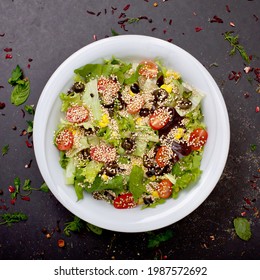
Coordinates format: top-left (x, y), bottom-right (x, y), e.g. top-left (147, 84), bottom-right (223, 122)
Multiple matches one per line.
top-left (178, 98), bottom-right (192, 109)
top-left (121, 138), bottom-right (135, 151)
top-left (84, 127), bottom-right (94, 135)
top-left (130, 83), bottom-right (140, 93)
top-left (139, 108), bottom-right (150, 117)
top-left (117, 93), bottom-right (126, 110)
top-left (156, 75), bottom-right (164, 87)
top-left (146, 167), bottom-right (156, 177)
top-left (143, 195), bottom-right (154, 205)
top-left (143, 155), bottom-right (154, 168)
top-left (79, 148), bottom-right (90, 160)
top-left (103, 102), bottom-right (114, 108)
top-left (72, 82), bottom-right (85, 93)
top-left (104, 162), bottom-right (119, 177)
top-left (153, 88), bottom-right (168, 103)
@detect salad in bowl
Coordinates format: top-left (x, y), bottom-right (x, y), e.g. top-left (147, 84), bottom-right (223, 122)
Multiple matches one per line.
top-left (54, 57), bottom-right (208, 209)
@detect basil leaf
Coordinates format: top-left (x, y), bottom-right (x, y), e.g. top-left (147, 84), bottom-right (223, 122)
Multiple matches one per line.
top-left (233, 217), bottom-right (252, 241)
top-left (11, 80), bottom-right (30, 106)
top-left (8, 65), bottom-right (23, 86)
top-left (39, 182), bottom-right (49, 192)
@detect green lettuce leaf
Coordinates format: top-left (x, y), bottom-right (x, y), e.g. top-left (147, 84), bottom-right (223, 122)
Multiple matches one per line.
top-left (11, 80), bottom-right (30, 106)
top-left (129, 165), bottom-right (146, 201)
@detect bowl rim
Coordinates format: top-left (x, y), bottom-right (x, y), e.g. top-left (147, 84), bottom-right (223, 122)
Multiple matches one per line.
top-left (34, 35), bottom-right (230, 232)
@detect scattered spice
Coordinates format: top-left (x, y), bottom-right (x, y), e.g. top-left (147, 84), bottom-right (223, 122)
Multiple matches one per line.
top-left (0, 33), bottom-right (5, 37)
top-left (229, 21), bottom-right (235, 27)
top-left (153, 2), bottom-right (158, 7)
top-left (228, 71), bottom-right (242, 82)
top-left (250, 144), bottom-right (257, 151)
top-left (0, 102), bottom-right (6, 109)
top-left (209, 62), bottom-right (219, 68)
top-left (256, 106), bottom-right (260, 113)
top-left (25, 159), bottom-right (33, 168)
top-left (86, 10), bottom-right (96, 15)
top-left (2, 144), bottom-right (9, 156)
top-left (253, 14), bottom-right (259, 21)
top-left (0, 190), bottom-right (3, 195)
top-left (5, 54), bottom-right (12, 59)
top-left (4, 47), bottom-right (12, 52)
top-left (123, 4), bottom-right (130, 11)
top-left (210, 15), bottom-right (223, 23)
top-left (25, 140), bottom-right (33, 148)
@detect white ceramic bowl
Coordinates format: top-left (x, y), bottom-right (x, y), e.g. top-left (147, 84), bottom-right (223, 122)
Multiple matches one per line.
top-left (34, 35), bottom-right (230, 232)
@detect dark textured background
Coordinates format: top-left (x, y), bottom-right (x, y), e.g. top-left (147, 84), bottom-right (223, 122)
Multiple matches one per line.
top-left (0, 0), bottom-right (259, 260)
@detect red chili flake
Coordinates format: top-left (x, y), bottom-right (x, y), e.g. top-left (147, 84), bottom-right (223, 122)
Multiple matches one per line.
top-left (10, 198), bottom-right (16, 205)
top-left (5, 53), bottom-right (12, 59)
top-left (163, 18), bottom-right (167, 22)
top-left (241, 211), bottom-right (247, 216)
top-left (27, 64), bottom-right (31, 69)
top-left (253, 14), bottom-right (259, 21)
top-left (0, 102), bottom-right (5, 109)
top-left (8, 186), bottom-right (15, 193)
top-left (21, 109), bottom-right (25, 118)
top-left (123, 4), bottom-right (130, 11)
top-left (229, 21), bottom-right (235, 27)
top-left (163, 255), bottom-right (168, 259)
top-left (25, 140), bottom-right (33, 148)
top-left (58, 239), bottom-right (65, 248)
top-left (118, 12), bottom-right (126, 19)
top-left (86, 10), bottom-right (96, 15)
top-left (104, 8), bottom-right (107, 14)
top-left (0, 33), bottom-right (5, 37)
top-left (244, 66), bottom-right (252, 74)
top-left (28, 58), bottom-right (33, 62)
top-left (0, 85), bottom-right (4, 89)
top-left (93, 34), bottom-right (97, 41)
top-left (21, 196), bottom-right (30, 201)
top-left (167, 38), bottom-right (173, 42)
top-left (0, 190), bottom-right (3, 195)
top-left (256, 106), bottom-right (260, 113)
top-left (151, 27), bottom-right (156, 31)
top-left (195, 27), bottom-right (203, 32)
top-left (228, 71), bottom-right (241, 82)
top-left (20, 129), bottom-right (27, 136)
top-left (210, 15), bottom-right (223, 23)
top-left (244, 197), bottom-right (252, 205)
top-left (254, 68), bottom-right (260, 82)
top-left (244, 92), bottom-right (250, 98)
top-left (169, 19), bottom-right (172, 25)
top-left (226, 5), bottom-right (231, 13)
top-left (163, 29), bottom-right (167, 34)
top-left (4, 47), bottom-right (12, 52)
top-left (96, 11), bottom-right (101, 17)
top-left (249, 55), bottom-right (253, 61)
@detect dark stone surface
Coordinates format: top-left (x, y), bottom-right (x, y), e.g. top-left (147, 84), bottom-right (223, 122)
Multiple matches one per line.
top-left (0, 0), bottom-right (259, 260)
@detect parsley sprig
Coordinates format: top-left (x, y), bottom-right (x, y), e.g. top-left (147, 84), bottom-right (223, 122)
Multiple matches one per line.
top-left (224, 31), bottom-right (250, 63)
top-left (0, 212), bottom-right (28, 226)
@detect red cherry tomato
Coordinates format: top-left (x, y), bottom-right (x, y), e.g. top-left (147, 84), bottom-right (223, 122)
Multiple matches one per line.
top-left (157, 179), bottom-right (173, 199)
top-left (66, 105), bottom-right (89, 123)
top-left (56, 129), bottom-right (74, 151)
top-left (155, 146), bottom-right (173, 168)
top-left (138, 60), bottom-right (158, 79)
top-left (113, 193), bottom-right (137, 209)
top-left (189, 128), bottom-right (208, 150)
top-left (97, 77), bottom-right (120, 96)
top-left (90, 145), bottom-right (117, 163)
top-left (149, 108), bottom-right (170, 130)
top-left (127, 95), bottom-right (145, 114)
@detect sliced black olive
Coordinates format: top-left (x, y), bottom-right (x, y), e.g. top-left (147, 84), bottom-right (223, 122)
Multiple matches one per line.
top-left (153, 88), bottom-right (168, 103)
top-left (130, 83), bottom-right (140, 93)
top-left (84, 127), bottom-right (94, 135)
top-left (156, 75), bottom-right (164, 87)
top-left (103, 102), bottom-right (114, 108)
top-left (143, 155), bottom-right (154, 168)
top-left (143, 195), bottom-right (154, 205)
top-left (146, 167), bottom-right (156, 177)
top-left (139, 108), bottom-right (150, 117)
top-left (72, 82), bottom-right (85, 93)
top-left (178, 98), bottom-right (192, 109)
top-left (104, 162), bottom-right (119, 176)
top-left (117, 93), bottom-right (126, 110)
top-left (121, 138), bottom-right (135, 151)
top-left (79, 148), bottom-right (90, 160)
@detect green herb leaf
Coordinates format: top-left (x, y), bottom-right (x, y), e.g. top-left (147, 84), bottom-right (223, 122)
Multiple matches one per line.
top-left (26, 120), bottom-right (33, 133)
top-left (8, 65), bottom-right (23, 86)
top-left (11, 79), bottom-right (30, 106)
top-left (64, 216), bottom-right (85, 236)
top-left (147, 229), bottom-right (174, 248)
top-left (111, 29), bottom-right (119, 36)
top-left (87, 223), bottom-right (103, 235)
top-left (39, 182), bottom-right (49, 192)
top-left (233, 217), bottom-right (252, 241)
top-left (129, 165), bottom-right (146, 201)
top-left (224, 31), bottom-right (250, 63)
top-left (24, 104), bottom-right (35, 115)
top-left (2, 144), bottom-right (9, 156)
top-left (22, 179), bottom-right (31, 191)
top-left (250, 144), bottom-right (257, 152)
top-left (0, 212), bottom-right (28, 226)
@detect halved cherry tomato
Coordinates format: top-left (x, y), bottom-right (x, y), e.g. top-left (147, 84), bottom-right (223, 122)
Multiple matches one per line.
top-left (127, 95), bottom-right (145, 114)
top-left (157, 179), bottom-right (173, 199)
top-left (149, 108), bottom-right (170, 130)
top-left (56, 129), bottom-right (74, 151)
top-left (90, 145), bottom-right (117, 163)
top-left (138, 60), bottom-right (158, 79)
top-left (97, 77), bottom-right (120, 96)
top-left (66, 105), bottom-right (89, 123)
top-left (189, 128), bottom-right (208, 150)
top-left (113, 193), bottom-right (136, 209)
top-left (155, 146), bottom-right (173, 168)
